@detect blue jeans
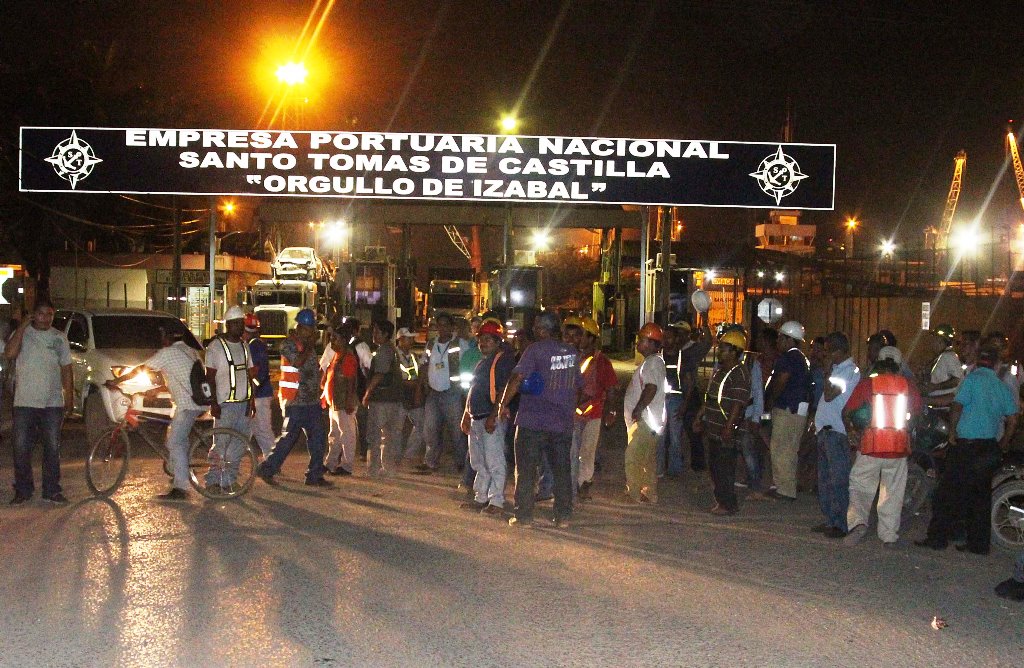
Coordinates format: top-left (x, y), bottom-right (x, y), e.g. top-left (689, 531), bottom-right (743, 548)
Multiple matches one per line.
top-left (12, 406), bottom-right (64, 497)
top-left (513, 427), bottom-right (573, 521)
top-left (740, 428), bottom-right (765, 491)
top-left (263, 403), bottom-right (326, 483)
top-left (422, 388), bottom-right (466, 469)
top-left (206, 402), bottom-right (252, 487)
top-left (816, 429), bottom-right (852, 532)
top-left (657, 394), bottom-right (686, 476)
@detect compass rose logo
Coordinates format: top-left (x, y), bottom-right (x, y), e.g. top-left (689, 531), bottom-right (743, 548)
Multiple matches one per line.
top-left (750, 145), bottom-right (808, 205)
top-left (45, 130), bottom-right (102, 189)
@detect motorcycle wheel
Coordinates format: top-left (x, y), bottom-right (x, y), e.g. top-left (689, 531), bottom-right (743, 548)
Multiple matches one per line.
top-left (991, 480), bottom-right (1024, 552)
top-left (902, 461), bottom-right (934, 520)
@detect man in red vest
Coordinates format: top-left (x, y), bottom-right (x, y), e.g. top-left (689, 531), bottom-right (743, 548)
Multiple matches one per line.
top-left (842, 346), bottom-right (922, 546)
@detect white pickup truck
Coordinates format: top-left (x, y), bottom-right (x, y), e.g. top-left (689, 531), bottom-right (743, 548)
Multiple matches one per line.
top-left (52, 308), bottom-right (205, 445)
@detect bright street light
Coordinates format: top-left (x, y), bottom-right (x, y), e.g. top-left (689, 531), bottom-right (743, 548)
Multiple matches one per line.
top-left (499, 114), bottom-right (519, 134)
top-left (530, 229), bottom-right (550, 251)
top-left (951, 224), bottom-right (982, 256)
top-left (276, 62), bottom-right (308, 86)
top-left (219, 200), bottom-right (236, 216)
top-left (775, 271), bottom-right (785, 282)
top-left (880, 239), bottom-right (896, 257)
top-left (323, 221), bottom-right (349, 245)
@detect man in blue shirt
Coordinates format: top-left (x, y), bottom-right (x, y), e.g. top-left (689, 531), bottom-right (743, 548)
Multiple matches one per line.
top-left (244, 313), bottom-right (276, 457)
top-left (765, 320), bottom-right (812, 501)
top-left (916, 346), bottom-right (1018, 554)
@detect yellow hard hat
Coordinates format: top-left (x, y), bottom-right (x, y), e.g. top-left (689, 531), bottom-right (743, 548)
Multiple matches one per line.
top-left (562, 315), bottom-right (584, 330)
top-left (579, 316), bottom-right (600, 338)
top-left (720, 330), bottom-right (748, 351)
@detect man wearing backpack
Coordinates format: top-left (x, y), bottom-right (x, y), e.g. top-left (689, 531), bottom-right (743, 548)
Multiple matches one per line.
top-left (106, 326), bottom-right (207, 500)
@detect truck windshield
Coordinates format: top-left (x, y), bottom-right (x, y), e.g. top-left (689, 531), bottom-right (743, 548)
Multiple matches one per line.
top-left (278, 248), bottom-right (312, 262)
top-left (254, 290), bottom-right (304, 307)
top-left (92, 315), bottom-right (201, 351)
top-left (430, 293), bottom-right (474, 310)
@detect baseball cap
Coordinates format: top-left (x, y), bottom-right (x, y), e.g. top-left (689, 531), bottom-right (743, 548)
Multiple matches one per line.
top-left (396, 327), bottom-right (416, 339)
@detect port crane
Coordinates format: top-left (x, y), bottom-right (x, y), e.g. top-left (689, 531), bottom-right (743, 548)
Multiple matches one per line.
top-left (925, 150), bottom-right (967, 250)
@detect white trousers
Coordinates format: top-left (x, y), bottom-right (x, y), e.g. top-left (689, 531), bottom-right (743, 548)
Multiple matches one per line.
top-left (847, 454), bottom-right (908, 543)
top-left (572, 418), bottom-right (602, 487)
top-left (252, 397), bottom-right (276, 457)
top-left (469, 418), bottom-right (508, 507)
top-left (325, 408), bottom-right (358, 472)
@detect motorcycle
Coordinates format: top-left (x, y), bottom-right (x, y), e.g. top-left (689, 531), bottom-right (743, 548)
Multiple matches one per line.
top-left (991, 450), bottom-right (1024, 552)
top-left (901, 406), bottom-right (949, 520)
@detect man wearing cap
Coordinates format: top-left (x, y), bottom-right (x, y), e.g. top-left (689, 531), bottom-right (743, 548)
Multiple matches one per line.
top-left (916, 345), bottom-right (1018, 554)
top-left (765, 320), bottom-right (812, 501)
top-left (497, 311), bottom-right (581, 528)
top-left (843, 346), bottom-right (922, 546)
top-left (203, 306), bottom-right (255, 493)
top-left (395, 327), bottom-right (426, 464)
top-left (866, 331), bottom-right (915, 383)
top-left (460, 319), bottom-right (516, 514)
top-left (257, 308), bottom-right (330, 487)
top-left (696, 328), bottom-right (751, 514)
top-left (244, 313), bottom-right (276, 457)
top-left (810, 332), bottom-right (860, 538)
top-left (922, 324), bottom-right (964, 405)
top-left (622, 322), bottom-right (667, 504)
top-left (569, 316), bottom-right (617, 501)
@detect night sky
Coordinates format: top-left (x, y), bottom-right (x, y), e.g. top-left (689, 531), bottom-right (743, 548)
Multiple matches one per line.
top-left (3, 1), bottom-right (1023, 262)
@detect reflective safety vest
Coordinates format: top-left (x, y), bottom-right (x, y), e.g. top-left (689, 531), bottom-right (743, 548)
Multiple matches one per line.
top-left (321, 350), bottom-right (355, 410)
top-left (860, 374), bottom-right (912, 457)
top-left (664, 348), bottom-right (685, 395)
top-left (216, 337), bottom-right (251, 403)
top-left (576, 351), bottom-right (609, 418)
top-left (399, 350), bottom-right (419, 382)
top-left (426, 338), bottom-right (462, 390)
top-left (279, 342), bottom-right (303, 403)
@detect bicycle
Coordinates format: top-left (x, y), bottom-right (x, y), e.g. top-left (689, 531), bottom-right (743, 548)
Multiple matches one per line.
top-left (85, 386), bottom-right (259, 500)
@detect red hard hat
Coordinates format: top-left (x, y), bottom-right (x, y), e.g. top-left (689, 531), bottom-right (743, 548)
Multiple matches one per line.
top-left (244, 313), bottom-right (260, 330)
top-left (638, 322), bottom-right (663, 343)
top-left (477, 320), bottom-right (504, 338)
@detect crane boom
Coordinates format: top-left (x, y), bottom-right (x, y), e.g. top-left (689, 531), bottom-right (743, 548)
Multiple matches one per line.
top-left (1007, 130), bottom-right (1024, 213)
top-left (443, 225), bottom-right (472, 261)
top-left (934, 150), bottom-right (966, 250)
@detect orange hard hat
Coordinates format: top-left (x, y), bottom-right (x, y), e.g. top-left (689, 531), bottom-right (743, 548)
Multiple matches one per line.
top-left (243, 313), bottom-right (260, 331)
top-left (638, 322), bottom-right (663, 343)
top-left (477, 320), bottom-right (504, 338)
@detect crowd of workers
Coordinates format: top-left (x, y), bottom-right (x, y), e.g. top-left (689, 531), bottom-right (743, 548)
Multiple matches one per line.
top-left (4, 296), bottom-right (1024, 603)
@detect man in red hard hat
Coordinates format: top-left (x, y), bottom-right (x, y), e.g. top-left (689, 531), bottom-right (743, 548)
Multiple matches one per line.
top-left (622, 322), bottom-right (667, 504)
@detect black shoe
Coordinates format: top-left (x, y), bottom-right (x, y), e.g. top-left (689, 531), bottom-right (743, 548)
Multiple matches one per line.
top-left (534, 494), bottom-right (554, 502)
top-left (460, 500), bottom-right (487, 511)
top-left (913, 537), bottom-right (948, 551)
top-left (552, 516), bottom-right (571, 529)
top-left (810, 523), bottom-right (831, 533)
top-left (955, 543), bottom-right (990, 555)
top-left (42, 493), bottom-right (70, 505)
top-left (256, 464), bottom-right (276, 485)
top-left (995, 578), bottom-right (1024, 601)
top-left (305, 477), bottom-right (333, 487)
top-left (824, 527), bottom-right (848, 539)
top-left (578, 481), bottom-right (592, 501)
top-left (412, 463), bottom-right (436, 475)
top-left (767, 490), bottom-right (796, 501)
top-left (9, 493), bottom-right (30, 505)
top-left (327, 467), bottom-right (352, 476)
top-left (156, 488), bottom-right (188, 501)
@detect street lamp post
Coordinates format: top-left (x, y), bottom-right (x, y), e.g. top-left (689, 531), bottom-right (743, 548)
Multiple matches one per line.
top-left (845, 218), bottom-right (858, 259)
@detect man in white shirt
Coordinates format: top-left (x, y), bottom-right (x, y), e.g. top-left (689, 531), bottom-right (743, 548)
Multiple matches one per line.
top-left (811, 332), bottom-right (861, 538)
top-left (623, 323), bottom-right (667, 504)
top-left (923, 324), bottom-right (964, 404)
top-left (4, 299), bottom-right (73, 505)
top-left (414, 314), bottom-right (467, 473)
top-left (204, 306), bottom-right (255, 492)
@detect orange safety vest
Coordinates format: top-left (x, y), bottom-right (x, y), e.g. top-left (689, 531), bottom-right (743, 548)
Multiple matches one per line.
top-left (278, 341), bottom-right (303, 403)
top-left (860, 374), bottom-right (912, 457)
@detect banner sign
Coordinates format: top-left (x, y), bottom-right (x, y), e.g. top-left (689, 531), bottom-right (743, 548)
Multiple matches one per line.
top-left (20, 127), bottom-right (835, 209)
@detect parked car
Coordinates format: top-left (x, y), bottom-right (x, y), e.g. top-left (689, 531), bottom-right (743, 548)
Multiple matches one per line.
top-left (52, 308), bottom-right (205, 446)
top-left (272, 246), bottom-right (325, 281)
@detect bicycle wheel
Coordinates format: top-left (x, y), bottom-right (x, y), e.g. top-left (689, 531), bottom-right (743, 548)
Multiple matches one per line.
top-left (86, 426), bottom-right (131, 496)
top-left (188, 427), bottom-right (258, 499)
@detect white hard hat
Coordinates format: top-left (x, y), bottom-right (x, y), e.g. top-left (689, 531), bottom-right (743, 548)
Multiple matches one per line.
top-left (224, 305), bottom-right (246, 322)
top-left (779, 320), bottom-right (805, 342)
top-left (396, 327), bottom-right (416, 339)
top-left (691, 289), bottom-right (711, 313)
top-left (877, 345), bottom-right (903, 365)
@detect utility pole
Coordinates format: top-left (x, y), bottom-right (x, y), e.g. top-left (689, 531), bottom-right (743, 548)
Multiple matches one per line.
top-left (172, 196), bottom-right (181, 319)
top-left (208, 197), bottom-right (217, 338)
top-left (658, 206), bottom-right (672, 326)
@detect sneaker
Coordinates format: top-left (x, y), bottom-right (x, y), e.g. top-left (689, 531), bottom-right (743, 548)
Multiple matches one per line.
top-left (734, 481), bottom-right (748, 489)
top-left (766, 490), bottom-right (796, 501)
top-left (824, 527), bottom-right (848, 539)
top-left (305, 477), bottom-right (333, 487)
top-left (481, 504), bottom-right (504, 516)
top-left (460, 500), bottom-right (488, 511)
top-left (552, 516), bottom-right (571, 529)
top-left (508, 516), bottom-right (533, 528)
top-left (842, 524), bottom-right (868, 546)
top-left (9, 493), bottom-right (30, 506)
top-left (156, 488), bottom-right (188, 501)
top-left (994, 577), bottom-right (1024, 602)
